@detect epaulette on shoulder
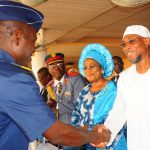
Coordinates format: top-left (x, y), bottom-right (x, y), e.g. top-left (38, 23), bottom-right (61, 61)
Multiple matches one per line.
top-left (67, 72), bottom-right (79, 77)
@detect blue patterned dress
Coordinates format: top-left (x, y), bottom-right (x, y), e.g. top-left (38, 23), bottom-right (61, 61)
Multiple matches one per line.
top-left (70, 81), bottom-right (127, 150)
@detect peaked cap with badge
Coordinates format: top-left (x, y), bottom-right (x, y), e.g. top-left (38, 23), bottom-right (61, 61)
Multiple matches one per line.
top-left (45, 53), bottom-right (64, 65)
top-left (0, 0), bottom-right (44, 32)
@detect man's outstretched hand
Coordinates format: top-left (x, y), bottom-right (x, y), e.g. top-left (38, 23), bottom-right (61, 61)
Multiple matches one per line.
top-left (91, 124), bottom-right (111, 148)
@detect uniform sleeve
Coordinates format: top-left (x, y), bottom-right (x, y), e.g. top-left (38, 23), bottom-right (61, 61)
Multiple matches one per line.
top-left (1, 73), bottom-right (56, 141)
top-left (104, 78), bottom-right (127, 146)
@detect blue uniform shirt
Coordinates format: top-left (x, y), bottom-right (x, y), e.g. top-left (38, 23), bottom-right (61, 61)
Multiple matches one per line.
top-left (0, 49), bottom-right (56, 150)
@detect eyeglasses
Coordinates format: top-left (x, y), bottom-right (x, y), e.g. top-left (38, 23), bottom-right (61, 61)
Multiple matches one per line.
top-left (49, 63), bottom-right (64, 69)
top-left (120, 37), bottom-right (142, 49)
top-left (84, 65), bottom-right (99, 71)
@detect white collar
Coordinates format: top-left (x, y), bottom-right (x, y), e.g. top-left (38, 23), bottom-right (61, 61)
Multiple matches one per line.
top-left (54, 75), bottom-right (65, 87)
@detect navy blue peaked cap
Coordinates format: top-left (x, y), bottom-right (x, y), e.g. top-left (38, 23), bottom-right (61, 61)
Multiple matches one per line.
top-left (0, 1), bottom-right (44, 32)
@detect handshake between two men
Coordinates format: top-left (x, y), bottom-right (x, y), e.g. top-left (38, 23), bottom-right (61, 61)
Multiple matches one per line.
top-left (82, 124), bottom-right (111, 149)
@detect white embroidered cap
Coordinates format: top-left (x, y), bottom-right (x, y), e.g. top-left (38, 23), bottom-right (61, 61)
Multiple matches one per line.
top-left (123, 25), bottom-right (150, 38)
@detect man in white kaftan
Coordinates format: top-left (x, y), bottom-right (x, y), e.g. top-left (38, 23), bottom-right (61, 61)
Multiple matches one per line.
top-left (105, 64), bottom-right (150, 150)
top-left (94, 25), bottom-right (150, 150)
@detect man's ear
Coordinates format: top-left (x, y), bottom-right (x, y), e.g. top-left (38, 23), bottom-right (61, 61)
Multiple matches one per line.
top-left (144, 38), bottom-right (150, 48)
top-left (12, 30), bottom-right (23, 46)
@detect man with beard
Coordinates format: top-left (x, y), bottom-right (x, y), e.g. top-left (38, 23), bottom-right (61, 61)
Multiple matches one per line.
top-left (93, 25), bottom-right (150, 150)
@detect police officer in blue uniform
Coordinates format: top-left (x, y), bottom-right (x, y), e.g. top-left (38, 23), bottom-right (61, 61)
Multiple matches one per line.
top-left (0, 1), bottom-right (110, 150)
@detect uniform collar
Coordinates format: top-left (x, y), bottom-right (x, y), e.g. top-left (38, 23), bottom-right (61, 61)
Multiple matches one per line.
top-left (0, 48), bottom-right (34, 78)
top-left (54, 75), bottom-right (65, 87)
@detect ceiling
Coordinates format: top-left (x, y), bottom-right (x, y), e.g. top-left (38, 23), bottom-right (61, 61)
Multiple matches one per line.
top-left (33, 0), bottom-right (150, 63)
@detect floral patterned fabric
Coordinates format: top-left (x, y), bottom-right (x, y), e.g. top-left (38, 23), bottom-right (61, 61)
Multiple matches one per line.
top-left (71, 81), bottom-right (127, 150)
